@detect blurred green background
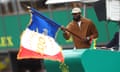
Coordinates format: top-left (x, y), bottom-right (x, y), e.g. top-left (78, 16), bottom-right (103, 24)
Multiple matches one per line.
top-left (0, 7), bottom-right (119, 49)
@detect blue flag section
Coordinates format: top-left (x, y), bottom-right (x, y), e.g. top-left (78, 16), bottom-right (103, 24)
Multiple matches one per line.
top-left (28, 8), bottom-right (61, 38)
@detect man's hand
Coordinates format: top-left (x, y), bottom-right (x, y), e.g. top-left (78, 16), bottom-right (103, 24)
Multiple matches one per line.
top-left (60, 26), bottom-right (66, 32)
top-left (84, 36), bottom-right (93, 44)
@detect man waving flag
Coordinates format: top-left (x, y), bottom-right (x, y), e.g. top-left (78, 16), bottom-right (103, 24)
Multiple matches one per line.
top-left (17, 7), bottom-right (64, 62)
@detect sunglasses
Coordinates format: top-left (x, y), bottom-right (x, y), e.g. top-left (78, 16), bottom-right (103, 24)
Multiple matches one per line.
top-left (72, 13), bottom-right (81, 15)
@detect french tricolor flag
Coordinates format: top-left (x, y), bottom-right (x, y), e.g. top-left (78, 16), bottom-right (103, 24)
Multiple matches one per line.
top-left (17, 8), bottom-right (64, 62)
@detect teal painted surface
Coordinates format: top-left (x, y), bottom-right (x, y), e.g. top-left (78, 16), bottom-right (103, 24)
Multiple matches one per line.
top-left (44, 49), bottom-right (86, 72)
top-left (44, 49), bottom-right (120, 72)
top-left (81, 49), bottom-right (120, 72)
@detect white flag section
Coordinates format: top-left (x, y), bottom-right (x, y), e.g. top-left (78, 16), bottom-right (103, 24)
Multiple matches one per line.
top-left (21, 29), bottom-right (61, 56)
top-left (18, 28), bottom-right (64, 62)
top-left (106, 0), bottom-right (120, 21)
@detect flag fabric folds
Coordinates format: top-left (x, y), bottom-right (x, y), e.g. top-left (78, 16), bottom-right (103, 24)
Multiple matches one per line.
top-left (17, 8), bottom-right (64, 62)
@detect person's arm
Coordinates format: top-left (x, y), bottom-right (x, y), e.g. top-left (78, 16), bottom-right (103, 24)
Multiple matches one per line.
top-left (61, 25), bottom-right (71, 40)
top-left (86, 21), bottom-right (98, 44)
top-left (89, 22), bottom-right (98, 39)
top-left (63, 31), bottom-right (71, 40)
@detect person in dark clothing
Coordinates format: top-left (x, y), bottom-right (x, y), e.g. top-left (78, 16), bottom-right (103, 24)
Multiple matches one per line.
top-left (105, 32), bottom-right (119, 50)
top-left (8, 51), bottom-right (46, 72)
